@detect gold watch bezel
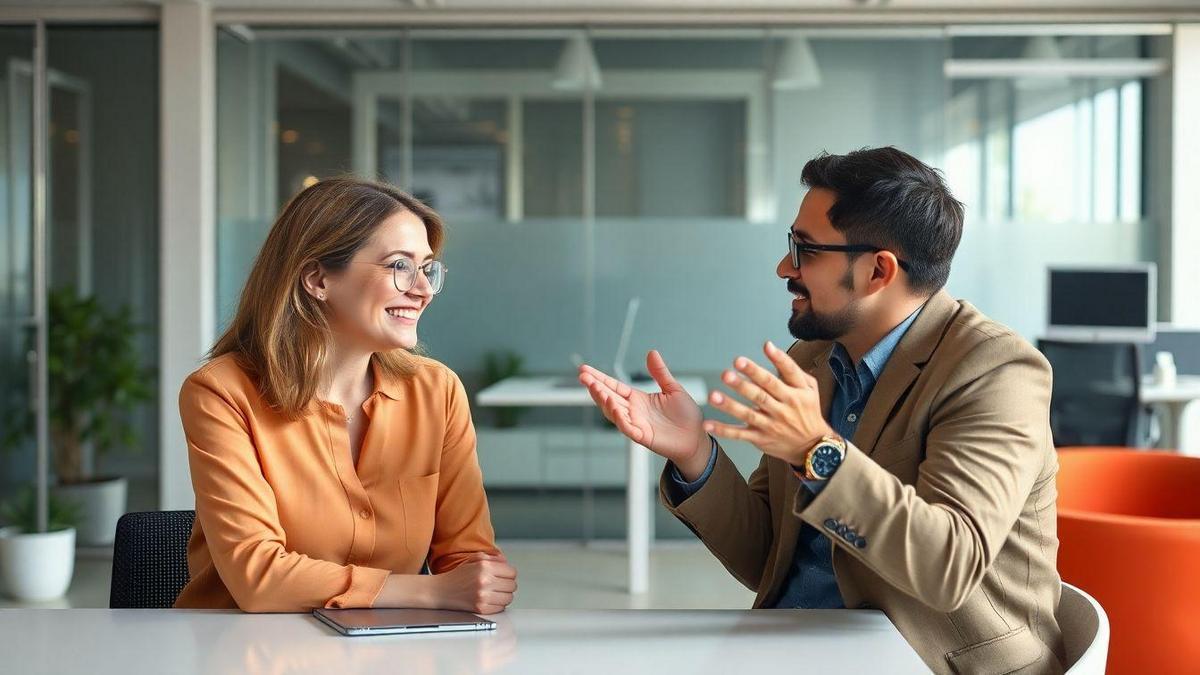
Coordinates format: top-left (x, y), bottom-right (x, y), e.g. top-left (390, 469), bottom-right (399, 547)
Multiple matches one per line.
top-left (803, 434), bottom-right (847, 481)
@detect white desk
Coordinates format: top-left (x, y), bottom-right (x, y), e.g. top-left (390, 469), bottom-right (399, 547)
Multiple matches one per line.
top-left (0, 608), bottom-right (928, 674)
top-left (1143, 374), bottom-right (1200, 454)
top-left (476, 376), bottom-right (707, 595)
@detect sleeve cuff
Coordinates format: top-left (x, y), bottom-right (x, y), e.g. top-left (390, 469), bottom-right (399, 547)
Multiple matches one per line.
top-left (324, 565), bottom-right (391, 609)
top-left (668, 436), bottom-right (719, 499)
top-left (800, 477), bottom-right (829, 495)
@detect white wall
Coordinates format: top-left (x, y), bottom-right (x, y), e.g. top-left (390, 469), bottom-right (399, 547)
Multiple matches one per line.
top-left (1170, 25), bottom-right (1200, 327)
top-left (159, 0), bottom-right (215, 510)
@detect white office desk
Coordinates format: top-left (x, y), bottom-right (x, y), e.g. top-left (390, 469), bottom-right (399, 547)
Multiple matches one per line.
top-left (476, 376), bottom-right (707, 595)
top-left (1143, 374), bottom-right (1200, 454)
top-left (0, 608), bottom-right (927, 674)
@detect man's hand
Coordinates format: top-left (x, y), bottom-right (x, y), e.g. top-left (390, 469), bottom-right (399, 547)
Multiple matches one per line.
top-left (578, 350), bottom-right (711, 479)
top-left (704, 340), bottom-right (835, 467)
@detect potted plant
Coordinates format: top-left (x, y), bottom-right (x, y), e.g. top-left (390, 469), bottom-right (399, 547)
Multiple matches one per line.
top-left (0, 287), bottom-right (154, 546)
top-left (0, 487), bottom-right (81, 601)
top-left (482, 350), bottom-right (529, 428)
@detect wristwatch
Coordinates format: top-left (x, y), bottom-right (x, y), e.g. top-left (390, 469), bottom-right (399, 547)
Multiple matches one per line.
top-left (793, 434), bottom-right (847, 481)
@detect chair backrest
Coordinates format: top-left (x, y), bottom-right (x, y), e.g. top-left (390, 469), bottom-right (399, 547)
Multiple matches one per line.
top-left (1037, 339), bottom-right (1142, 446)
top-left (1056, 582), bottom-right (1110, 674)
top-left (109, 510), bottom-right (196, 609)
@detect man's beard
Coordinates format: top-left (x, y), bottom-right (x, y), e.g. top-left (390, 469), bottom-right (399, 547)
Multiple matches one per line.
top-left (787, 269), bottom-right (858, 342)
top-left (788, 302), bottom-right (860, 342)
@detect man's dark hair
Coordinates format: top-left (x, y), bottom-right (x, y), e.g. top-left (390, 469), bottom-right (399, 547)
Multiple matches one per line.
top-left (800, 146), bottom-right (964, 295)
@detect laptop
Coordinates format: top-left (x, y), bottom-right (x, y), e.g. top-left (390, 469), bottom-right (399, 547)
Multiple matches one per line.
top-left (554, 296), bottom-right (642, 388)
top-left (312, 608), bottom-right (497, 636)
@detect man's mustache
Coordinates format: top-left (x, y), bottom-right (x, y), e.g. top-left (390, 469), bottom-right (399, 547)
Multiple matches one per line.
top-left (787, 281), bottom-right (809, 296)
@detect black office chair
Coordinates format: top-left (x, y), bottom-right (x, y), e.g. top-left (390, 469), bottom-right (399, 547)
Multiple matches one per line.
top-left (1038, 339), bottom-right (1145, 447)
top-left (109, 510), bottom-right (195, 609)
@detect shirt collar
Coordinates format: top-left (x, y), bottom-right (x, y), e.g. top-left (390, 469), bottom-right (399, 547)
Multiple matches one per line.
top-left (370, 357), bottom-right (404, 401)
top-left (861, 306), bottom-right (923, 378)
top-left (828, 305), bottom-right (924, 386)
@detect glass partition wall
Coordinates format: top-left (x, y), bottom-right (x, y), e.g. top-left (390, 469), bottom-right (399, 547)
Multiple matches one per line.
top-left (0, 25), bottom-right (41, 527)
top-left (216, 25), bottom-right (1168, 540)
top-left (1, 24), bottom-right (160, 536)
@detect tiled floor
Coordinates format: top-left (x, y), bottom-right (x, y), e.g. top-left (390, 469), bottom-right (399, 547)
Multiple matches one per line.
top-left (0, 541), bottom-right (755, 610)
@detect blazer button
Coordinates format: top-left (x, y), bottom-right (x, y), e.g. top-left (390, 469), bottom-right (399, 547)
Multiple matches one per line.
top-left (824, 518), bottom-right (838, 530)
top-left (359, 509), bottom-right (371, 520)
top-left (855, 537), bottom-right (867, 549)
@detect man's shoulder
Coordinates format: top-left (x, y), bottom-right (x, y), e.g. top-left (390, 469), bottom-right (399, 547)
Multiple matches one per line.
top-left (932, 298), bottom-right (1048, 375)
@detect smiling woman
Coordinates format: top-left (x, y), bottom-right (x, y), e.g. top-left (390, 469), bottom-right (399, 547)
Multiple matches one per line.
top-left (173, 178), bottom-right (517, 615)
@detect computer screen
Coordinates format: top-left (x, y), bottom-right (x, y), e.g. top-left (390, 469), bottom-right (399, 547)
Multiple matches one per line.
top-left (1047, 265), bottom-right (1156, 342)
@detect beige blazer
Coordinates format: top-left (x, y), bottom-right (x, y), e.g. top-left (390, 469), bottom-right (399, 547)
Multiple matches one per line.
top-left (661, 291), bottom-right (1065, 674)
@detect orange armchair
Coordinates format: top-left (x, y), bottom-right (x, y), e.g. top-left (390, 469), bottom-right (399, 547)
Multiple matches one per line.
top-left (1056, 448), bottom-right (1200, 675)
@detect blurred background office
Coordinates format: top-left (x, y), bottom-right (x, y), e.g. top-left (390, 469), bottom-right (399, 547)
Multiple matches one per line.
top-left (2, 0), bottom-right (1200, 620)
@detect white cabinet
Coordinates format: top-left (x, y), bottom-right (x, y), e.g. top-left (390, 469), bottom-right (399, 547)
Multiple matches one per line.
top-left (476, 427), bottom-right (663, 488)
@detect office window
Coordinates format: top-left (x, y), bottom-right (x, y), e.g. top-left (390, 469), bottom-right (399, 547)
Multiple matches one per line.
top-left (945, 35), bottom-right (1152, 225)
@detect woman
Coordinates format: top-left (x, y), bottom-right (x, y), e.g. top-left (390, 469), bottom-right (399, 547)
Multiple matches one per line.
top-left (174, 178), bottom-right (516, 613)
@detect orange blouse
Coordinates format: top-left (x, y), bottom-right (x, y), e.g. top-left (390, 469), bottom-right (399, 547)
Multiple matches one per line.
top-left (173, 352), bottom-right (499, 612)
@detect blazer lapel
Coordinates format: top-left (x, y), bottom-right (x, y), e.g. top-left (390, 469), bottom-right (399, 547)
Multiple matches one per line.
top-left (851, 363), bottom-right (920, 456)
top-left (852, 291), bottom-right (960, 456)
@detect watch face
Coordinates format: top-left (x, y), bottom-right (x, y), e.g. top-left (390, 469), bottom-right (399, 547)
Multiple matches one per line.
top-left (810, 443), bottom-right (843, 479)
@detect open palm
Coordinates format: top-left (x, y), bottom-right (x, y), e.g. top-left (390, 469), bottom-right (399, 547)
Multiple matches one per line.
top-left (578, 350), bottom-right (707, 464)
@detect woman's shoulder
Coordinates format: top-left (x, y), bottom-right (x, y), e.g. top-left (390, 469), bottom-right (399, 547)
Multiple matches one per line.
top-left (401, 353), bottom-right (463, 388)
top-left (182, 353), bottom-right (259, 400)
top-left (188, 352), bottom-right (251, 382)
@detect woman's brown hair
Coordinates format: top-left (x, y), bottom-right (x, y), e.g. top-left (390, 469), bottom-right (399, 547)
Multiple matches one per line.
top-left (211, 177), bottom-right (444, 418)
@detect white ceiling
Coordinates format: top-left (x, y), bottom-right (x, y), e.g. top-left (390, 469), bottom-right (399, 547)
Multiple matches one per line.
top-left (6, 0), bottom-right (1200, 9)
top-left (3, 0), bottom-right (1199, 26)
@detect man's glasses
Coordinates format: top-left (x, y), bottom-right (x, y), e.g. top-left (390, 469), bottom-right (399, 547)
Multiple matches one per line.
top-left (353, 257), bottom-right (447, 295)
top-left (786, 229), bottom-right (910, 272)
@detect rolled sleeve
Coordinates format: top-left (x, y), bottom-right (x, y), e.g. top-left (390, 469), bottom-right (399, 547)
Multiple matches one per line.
top-left (325, 565), bottom-right (392, 609)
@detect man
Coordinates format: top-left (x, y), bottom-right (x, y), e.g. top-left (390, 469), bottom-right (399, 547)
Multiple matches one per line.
top-left (579, 147), bottom-right (1065, 674)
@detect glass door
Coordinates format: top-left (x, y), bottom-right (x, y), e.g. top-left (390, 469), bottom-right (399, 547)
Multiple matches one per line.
top-left (0, 25), bottom-right (45, 529)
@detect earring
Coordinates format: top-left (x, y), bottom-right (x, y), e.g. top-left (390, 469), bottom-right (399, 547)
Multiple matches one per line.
top-left (318, 294), bottom-right (326, 301)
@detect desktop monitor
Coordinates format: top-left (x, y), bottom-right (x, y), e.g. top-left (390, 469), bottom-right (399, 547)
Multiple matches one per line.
top-left (1046, 264), bottom-right (1156, 343)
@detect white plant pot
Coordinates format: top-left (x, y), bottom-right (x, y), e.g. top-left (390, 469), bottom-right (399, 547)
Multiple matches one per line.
top-left (0, 526), bottom-right (12, 596)
top-left (52, 477), bottom-right (127, 546)
top-left (0, 526), bottom-right (76, 601)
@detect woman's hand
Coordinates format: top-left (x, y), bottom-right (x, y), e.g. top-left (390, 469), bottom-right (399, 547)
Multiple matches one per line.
top-left (431, 552), bottom-right (518, 615)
